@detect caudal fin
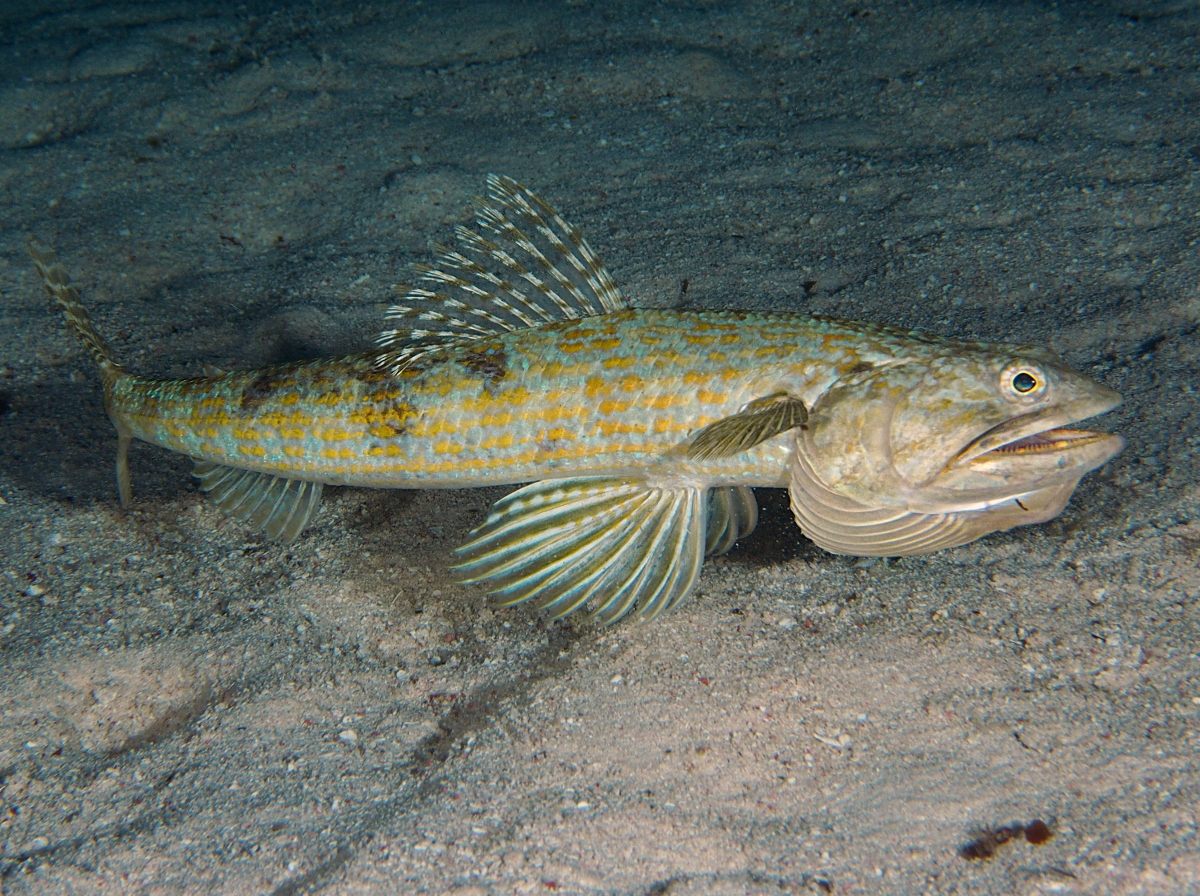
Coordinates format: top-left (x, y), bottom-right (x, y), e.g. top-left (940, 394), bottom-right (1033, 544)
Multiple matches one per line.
top-left (29, 238), bottom-right (133, 506)
top-left (28, 239), bottom-right (123, 380)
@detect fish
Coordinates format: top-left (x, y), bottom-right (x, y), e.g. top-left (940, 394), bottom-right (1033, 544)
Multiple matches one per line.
top-left (29, 175), bottom-right (1126, 624)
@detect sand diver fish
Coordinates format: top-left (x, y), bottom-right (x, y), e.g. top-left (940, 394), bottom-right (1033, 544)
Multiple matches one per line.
top-left (29, 175), bottom-right (1125, 624)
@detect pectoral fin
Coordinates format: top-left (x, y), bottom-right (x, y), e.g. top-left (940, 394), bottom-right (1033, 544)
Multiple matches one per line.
top-left (193, 462), bottom-right (322, 544)
top-left (706, 486), bottom-right (758, 556)
top-left (682, 392), bottom-right (807, 460)
top-left (788, 446), bottom-right (973, 556)
top-left (453, 476), bottom-right (706, 624)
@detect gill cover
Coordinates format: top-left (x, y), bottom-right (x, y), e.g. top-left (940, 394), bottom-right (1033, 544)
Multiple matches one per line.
top-left (786, 363), bottom-right (982, 555)
top-left (787, 359), bottom-right (1122, 556)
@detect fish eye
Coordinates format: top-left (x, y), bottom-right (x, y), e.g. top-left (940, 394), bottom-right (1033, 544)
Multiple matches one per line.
top-left (1012, 371), bottom-right (1038, 393)
top-left (1003, 365), bottom-right (1045, 398)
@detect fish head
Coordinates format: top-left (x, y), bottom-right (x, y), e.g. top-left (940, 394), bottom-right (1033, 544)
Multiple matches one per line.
top-left (791, 343), bottom-right (1125, 555)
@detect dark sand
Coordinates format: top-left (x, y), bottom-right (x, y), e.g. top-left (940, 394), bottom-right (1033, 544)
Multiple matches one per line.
top-left (1, 1), bottom-right (1197, 893)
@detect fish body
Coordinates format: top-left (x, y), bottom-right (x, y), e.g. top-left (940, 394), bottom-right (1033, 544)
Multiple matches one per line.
top-left (31, 176), bottom-right (1125, 623)
top-left (105, 309), bottom-right (936, 489)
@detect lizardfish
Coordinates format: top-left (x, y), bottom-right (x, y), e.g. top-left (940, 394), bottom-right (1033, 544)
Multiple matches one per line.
top-left (30, 175), bottom-right (1124, 624)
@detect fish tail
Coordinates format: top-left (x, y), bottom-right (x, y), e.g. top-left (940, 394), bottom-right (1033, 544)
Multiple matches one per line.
top-left (28, 239), bottom-right (124, 385)
top-left (28, 238), bottom-right (134, 506)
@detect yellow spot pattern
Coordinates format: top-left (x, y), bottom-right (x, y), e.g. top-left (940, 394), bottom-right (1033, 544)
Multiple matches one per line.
top-left (110, 309), bottom-right (857, 488)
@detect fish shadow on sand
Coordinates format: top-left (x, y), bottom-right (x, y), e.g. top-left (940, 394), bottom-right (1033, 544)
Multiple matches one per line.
top-left (729, 487), bottom-right (828, 568)
top-left (0, 371), bottom-right (189, 505)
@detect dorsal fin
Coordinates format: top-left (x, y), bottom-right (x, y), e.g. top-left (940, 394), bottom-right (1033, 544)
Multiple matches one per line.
top-left (376, 175), bottom-right (628, 375)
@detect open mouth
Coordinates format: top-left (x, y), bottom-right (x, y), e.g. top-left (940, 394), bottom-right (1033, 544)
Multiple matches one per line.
top-left (951, 407), bottom-right (1120, 468)
top-left (984, 427), bottom-right (1113, 456)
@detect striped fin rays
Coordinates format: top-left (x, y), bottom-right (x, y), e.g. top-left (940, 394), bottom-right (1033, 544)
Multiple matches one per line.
top-left (193, 462), bottom-right (322, 544)
top-left (455, 393), bottom-right (806, 623)
top-left (453, 478), bottom-right (757, 625)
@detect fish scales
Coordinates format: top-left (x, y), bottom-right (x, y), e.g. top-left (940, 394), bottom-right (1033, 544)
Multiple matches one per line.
top-left (30, 175), bottom-right (1124, 624)
top-left (111, 310), bottom-right (915, 489)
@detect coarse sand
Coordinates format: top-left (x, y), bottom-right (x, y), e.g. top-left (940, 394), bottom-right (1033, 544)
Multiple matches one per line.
top-left (1, 1), bottom-right (1197, 893)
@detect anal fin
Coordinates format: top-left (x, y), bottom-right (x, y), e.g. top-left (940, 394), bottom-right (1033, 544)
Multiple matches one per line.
top-left (453, 476), bottom-right (706, 625)
top-left (706, 486), bottom-right (757, 556)
top-left (193, 462), bottom-right (322, 544)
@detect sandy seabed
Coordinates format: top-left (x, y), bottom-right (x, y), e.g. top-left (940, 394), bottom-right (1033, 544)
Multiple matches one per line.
top-left (1, 1), bottom-right (1198, 893)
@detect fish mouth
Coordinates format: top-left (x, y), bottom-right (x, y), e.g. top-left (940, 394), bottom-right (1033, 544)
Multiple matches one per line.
top-left (951, 405), bottom-right (1124, 469)
top-left (974, 426), bottom-right (1119, 459)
